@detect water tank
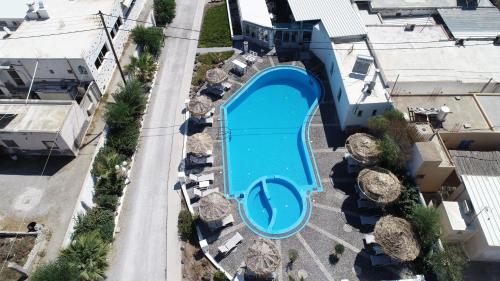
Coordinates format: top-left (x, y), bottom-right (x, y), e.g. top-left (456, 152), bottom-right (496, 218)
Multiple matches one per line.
top-left (437, 106), bottom-right (450, 121)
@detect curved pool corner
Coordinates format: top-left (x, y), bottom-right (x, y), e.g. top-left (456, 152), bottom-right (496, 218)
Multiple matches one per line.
top-left (220, 66), bottom-right (323, 238)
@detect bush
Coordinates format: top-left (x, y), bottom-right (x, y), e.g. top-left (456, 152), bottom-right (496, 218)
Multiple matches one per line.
top-left (288, 249), bottom-right (299, 263)
top-left (409, 205), bottom-right (441, 250)
top-left (178, 209), bottom-right (197, 244)
top-left (107, 121), bottom-right (140, 157)
top-left (213, 270), bottom-right (227, 281)
top-left (383, 108), bottom-right (405, 121)
top-left (126, 52), bottom-right (158, 84)
top-left (114, 80), bottom-right (147, 116)
top-left (424, 243), bottom-right (468, 281)
top-left (378, 134), bottom-right (402, 170)
top-left (131, 26), bottom-right (164, 56)
top-left (154, 0), bottom-right (176, 26)
top-left (388, 184), bottom-right (420, 219)
top-left (92, 147), bottom-right (125, 179)
top-left (72, 208), bottom-right (115, 243)
top-left (94, 172), bottom-right (125, 197)
top-left (30, 258), bottom-right (80, 281)
top-left (197, 51), bottom-right (234, 65)
top-left (334, 243), bottom-right (345, 255)
top-left (61, 231), bottom-right (110, 281)
top-left (105, 101), bottom-right (136, 130)
top-left (367, 115), bottom-right (389, 136)
top-left (95, 194), bottom-right (119, 212)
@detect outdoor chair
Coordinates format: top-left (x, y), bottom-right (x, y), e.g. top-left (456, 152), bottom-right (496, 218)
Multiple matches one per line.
top-left (218, 232), bottom-right (244, 256)
top-left (209, 214), bottom-right (235, 231)
top-left (363, 234), bottom-right (376, 245)
top-left (370, 254), bottom-right (397, 267)
top-left (357, 198), bottom-right (378, 209)
top-left (372, 245), bottom-right (385, 255)
top-left (221, 82), bottom-right (232, 91)
top-left (189, 173), bottom-right (214, 183)
top-left (193, 186), bottom-right (218, 198)
top-left (360, 215), bottom-right (380, 226)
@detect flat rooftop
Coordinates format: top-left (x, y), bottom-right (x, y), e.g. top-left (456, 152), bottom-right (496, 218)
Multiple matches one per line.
top-left (438, 8), bottom-right (500, 39)
top-left (366, 25), bottom-right (500, 84)
top-left (334, 41), bottom-right (390, 105)
top-left (0, 0), bottom-right (27, 19)
top-left (0, 0), bottom-right (115, 58)
top-left (238, 0), bottom-right (272, 28)
top-left (0, 100), bottom-right (75, 132)
top-left (477, 95), bottom-right (500, 130)
top-left (392, 95), bottom-right (494, 132)
top-left (369, 0), bottom-right (492, 9)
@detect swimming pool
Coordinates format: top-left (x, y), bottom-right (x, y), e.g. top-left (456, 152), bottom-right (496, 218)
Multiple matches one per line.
top-left (221, 66), bottom-right (322, 238)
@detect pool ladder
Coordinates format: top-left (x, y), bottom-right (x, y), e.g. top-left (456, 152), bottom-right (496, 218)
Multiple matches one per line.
top-left (218, 128), bottom-right (232, 141)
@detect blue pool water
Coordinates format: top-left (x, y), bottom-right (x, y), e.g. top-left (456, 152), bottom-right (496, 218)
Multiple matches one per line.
top-left (221, 66), bottom-right (322, 238)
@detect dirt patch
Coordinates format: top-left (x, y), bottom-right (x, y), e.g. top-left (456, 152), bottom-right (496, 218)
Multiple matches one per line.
top-left (0, 235), bottom-right (36, 281)
top-left (182, 241), bottom-right (216, 281)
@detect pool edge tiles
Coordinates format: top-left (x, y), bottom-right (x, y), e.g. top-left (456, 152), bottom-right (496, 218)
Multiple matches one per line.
top-left (220, 66), bottom-right (323, 239)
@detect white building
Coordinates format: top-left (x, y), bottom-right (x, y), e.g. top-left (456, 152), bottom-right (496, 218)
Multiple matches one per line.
top-left (368, 0), bottom-right (493, 16)
top-left (0, 99), bottom-right (92, 156)
top-left (0, 0), bottom-right (145, 99)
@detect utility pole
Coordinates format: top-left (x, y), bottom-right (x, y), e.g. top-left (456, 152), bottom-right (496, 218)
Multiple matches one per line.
top-left (98, 10), bottom-right (127, 86)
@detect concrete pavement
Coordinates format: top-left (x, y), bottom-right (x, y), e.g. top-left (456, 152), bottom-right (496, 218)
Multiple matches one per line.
top-left (106, 0), bottom-right (205, 280)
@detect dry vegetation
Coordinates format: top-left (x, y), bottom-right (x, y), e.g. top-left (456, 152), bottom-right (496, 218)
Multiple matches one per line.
top-left (0, 235), bottom-right (36, 281)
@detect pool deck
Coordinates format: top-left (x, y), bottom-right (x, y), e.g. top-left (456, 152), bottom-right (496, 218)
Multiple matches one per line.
top-left (185, 50), bottom-right (416, 280)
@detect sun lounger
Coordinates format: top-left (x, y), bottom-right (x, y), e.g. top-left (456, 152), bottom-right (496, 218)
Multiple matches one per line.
top-left (189, 173), bottom-right (215, 182)
top-left (218, 232), bottom-right (244, 256)
top-left (198, 180), bottom-right (210, 188)
top-left (370, 254), bottom-right (397, 267)
top-left (357, 198), bottom-right (378, 209)
top-left (360, 215), bottom-right (380, 226)
top-left (194, 187), bottom-right (218, 198)
top-left (232, 59), bottom-right (247, 76)
top-left (221, 82), bottom-right (232, 91)
top-left (221, 214), bottom-right (234, 227)
top-left (363, 234), bottom-right (376, 245)
top-left (189, 155), bottom-right (214, 165)
top-left (372, 245), bottom-right (385, 255)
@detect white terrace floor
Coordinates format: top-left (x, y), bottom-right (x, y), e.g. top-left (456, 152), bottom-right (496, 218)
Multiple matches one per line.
top-left (185, 50), bottom-right (416, 281)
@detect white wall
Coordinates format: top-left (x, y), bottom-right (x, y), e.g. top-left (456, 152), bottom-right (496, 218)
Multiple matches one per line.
top-left (390, 80), bottom-right (500, 95)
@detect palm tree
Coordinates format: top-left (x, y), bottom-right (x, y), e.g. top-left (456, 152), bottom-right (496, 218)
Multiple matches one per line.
top-left (61, 231), bottom-right (110, 281)
top-left (126, 52), bottom-right (157, 84)
top-left (92, 147), bottom-right (125, 179)
top-left (114, 79), bottom-right (147, 115)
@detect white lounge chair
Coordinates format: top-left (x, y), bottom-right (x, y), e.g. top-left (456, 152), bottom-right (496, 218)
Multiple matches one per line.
top-left (232, 59), bottom-right (247, 76)
top-left (370, 255), bottom-right (397, 267)
top-left (221, 214), bottom-right (234, 227)
top-left (189, 173), bottom-right (214, 183)
top-left (357, 198), bottom-right (378, 209)
top-left (221, 82), bottom-right (232, 91)
top-left (190, 155), bottom-right (214, 165)
top-left (198, 180), bottom-right (210, 188)
top-left (194, 187), bottom-right (218, 198)
top-left (363, 234), bottom-right (376, 245)
top-left (360, 215), bottom-right (380, 226)
top-left (218, 232), bottom-right (244, 256)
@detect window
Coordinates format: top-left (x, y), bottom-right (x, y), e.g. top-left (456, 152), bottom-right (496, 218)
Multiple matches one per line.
top-left (94, 44), bottom-right (109, 69)
top-left (7, 69), bottom-right (24, 86)
top-left (337, 87), bottom-right (342, 102)
top-left (357, 110), bottom-right (363, 117)
top-left (330, 62), bottom-right (335, 76)
top-left (0, 21), bottom-right (7, 27)
top-left (372, 109), bottom-right (377, 116)
top-left (2, 139), bottom-right (18, 147)
top-left (283, 32), bottom-right (290, 42)
top-left (67, 69), bottom-right (73, 74)
top-left (42, 141), bottom-right (59, 149)
top-left (49, 69), bottom-right (54, 74)
top-left (78, 65), bottom-right (88, 75)
top-left (303, 31), bottom-right (312, 43)
top-left (110, 17), bottom-right (123, 39)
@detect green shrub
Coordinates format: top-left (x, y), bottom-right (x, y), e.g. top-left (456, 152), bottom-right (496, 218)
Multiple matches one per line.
top-left (95, 194), bottom-right (119, 212)
top-left (92, 147), bottom-right (125, 179)
top-left (378, 134), bottom-right (402, 170)
top-left (72, 208), bottom-right (115, 243)
top-left (30, 258), bottom-right (80, 281)
top-left (213, 270), bottom-right (227, 281)
top-left (192, 63), bottom-right (212, 86)
top-left (105, 101), bottom-right (136, 130)
top-left (367, 115), bottom-right (389, 136)
top-left (114, 80), bottom-right (147, 116)
top-left (131, 26), bottom-right (164, 56)
top-left (198, 3), bottom-right (232, 48)
top-left (178, 209), bottom-right (197, 244)
top-left (383, 108), bottom-right (405, 121)
top-left (334, 243), bottom-right (345, 255)
top-left (94, 172), bottom-right (125, 197)
top-left (61, 231), bottom-right (110, 281)
top-left (126, 52), bottom-right (158, 84)
top-left (288, 249), bottom-right (299, 263)
top-left (409, 205), bottom-right (441, 250)
top-left (424, 244), bottom-right (468, 281)
top-left (154, 0), bottom-right (176, 26)
top-left (388, 184), bottom-right (420, 219)
top-left (107, 121), bottom-right (140, 157)
top-left (197, 51), bottom-right (234, 65)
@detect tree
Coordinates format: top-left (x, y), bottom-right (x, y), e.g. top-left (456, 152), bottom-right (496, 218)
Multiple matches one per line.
top-left (131, 26), bottom-right (164, 56)
top-left (91, 147), bottom-right (125, 179)
top-left (30, 258), bottom-right (80, 281)
top-left (388, 184), bottom-right (420, 219)
top-left (378, 134), bottom-right (402, 170)
top-left (154, 0), bottom-right (176, 26)
top-left (105, 101), bottom-right (135, 130)
top-left (61, 232), bottom-right (110, 281)
top-left (424, 243), bottom-right (468, 281)
top-left (106, 121), bottom-right (140, 157)
top-left (178, 209), bottom-right (197, 244)
top-left (72, 208), bottom-right (115, 243)
top-left (114, 80), bottom-right (147, 116)
top-left (367, 115), bottom-right (389, 136)
top-left (383, 109), bottom-right (404, 121)
top-left (334, 243), bottom-right (345, 256)
top-left (126, 52), bottom-right (157, 84)
top-left (213, 270), bottom-right (227, 281)
top-left (409, 205), bottom-right (441, 250)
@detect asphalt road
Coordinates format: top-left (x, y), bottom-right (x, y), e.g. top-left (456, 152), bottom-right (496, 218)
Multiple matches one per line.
top-left (106, 0), bottom-right (205, 279)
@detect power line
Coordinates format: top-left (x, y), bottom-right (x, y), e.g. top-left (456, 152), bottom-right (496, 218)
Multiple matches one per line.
top-left (99, 12), bottom-right (201, 32)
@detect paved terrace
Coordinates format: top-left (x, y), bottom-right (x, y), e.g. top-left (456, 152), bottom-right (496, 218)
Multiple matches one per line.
top-left (185, 50), bottom-right (415, 280)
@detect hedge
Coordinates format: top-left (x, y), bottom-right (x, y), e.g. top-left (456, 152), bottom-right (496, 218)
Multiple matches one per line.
top-left (72, 208), bottom-right (115, 244)
top-left (154, 0), bottom-right (176, 26)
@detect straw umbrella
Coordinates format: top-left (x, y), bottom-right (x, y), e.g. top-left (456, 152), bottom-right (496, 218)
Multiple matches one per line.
top-left (374, 216), bottom-right (420, 262)
top-left (345, 133), bottom-right (381, 166)
top-left (245, 238), bottom-right (281, 278)
top-left (187, 95), bottom-right (213, 118)
top-left (357, 167), bottom-right (403, 204)
top-left (198, 192), bottom-right (231, 223)
top-left (187, 133), bottom-right (213, 157)
top-left (206, 68), bottom-right (228, 87)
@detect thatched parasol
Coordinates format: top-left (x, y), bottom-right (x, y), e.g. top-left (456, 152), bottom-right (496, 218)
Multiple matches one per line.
top-left (374, 216), bottom-right (420, 262)
top-left (357, 167), bottom-right (403, 204)
top-left (345, 133), bottom-right (381, 166)
top-left (198, 192), bottom-right (231, 223)
top-left (206, 68), bottom-right (228, 86)
top-left (245, 238), bottom-right (281, 277)
top-left (187, 133), bottom-right (213, 157)
top-left (187, 95), bottom-right (213, 118)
